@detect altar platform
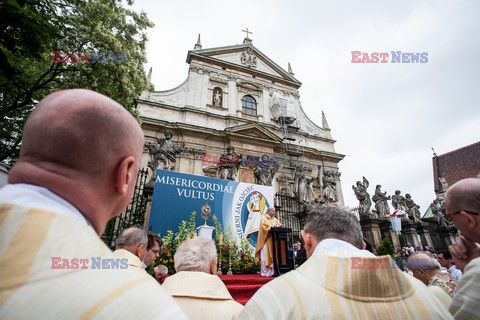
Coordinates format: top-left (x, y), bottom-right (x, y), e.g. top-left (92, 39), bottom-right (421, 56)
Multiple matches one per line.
top-left (219, 274), bottom-right (274, 305)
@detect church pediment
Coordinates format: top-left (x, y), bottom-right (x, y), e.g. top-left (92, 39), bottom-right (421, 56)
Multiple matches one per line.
top-left (187, 44), bottom-right (301, 86)
top-left (224, 123), bottom-right (282, 143)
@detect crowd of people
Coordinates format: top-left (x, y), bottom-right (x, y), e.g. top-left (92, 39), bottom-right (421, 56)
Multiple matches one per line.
top-left (0, 89), bottom-right (479, 319)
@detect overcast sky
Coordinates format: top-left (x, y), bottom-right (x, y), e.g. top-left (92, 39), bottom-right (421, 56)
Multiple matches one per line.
top-left (131, 0), bottom-right (480, 212)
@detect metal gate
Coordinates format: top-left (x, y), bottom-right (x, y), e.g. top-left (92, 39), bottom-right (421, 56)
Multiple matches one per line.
top-left (274, 192), bottom-right (301, 244)
top-left (102, 167), bottom-right (149, 249)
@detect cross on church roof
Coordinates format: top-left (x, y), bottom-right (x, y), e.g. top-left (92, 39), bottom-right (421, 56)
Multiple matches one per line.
top-left (242, 28), bottom-right (253, 39)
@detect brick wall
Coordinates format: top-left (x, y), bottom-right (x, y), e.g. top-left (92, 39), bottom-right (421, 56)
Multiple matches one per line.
top-left (432, 141), bottom-right (480, 193)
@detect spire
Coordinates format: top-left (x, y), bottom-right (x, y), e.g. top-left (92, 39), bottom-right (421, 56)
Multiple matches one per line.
top-left (147, 67), bottom-right (152, 82)
top-left (322, 111), bottom-right (330, 130)
top-left (288, 62), bottom-right (294, 75)
top-left (194, 34), bottom-right (202, 50)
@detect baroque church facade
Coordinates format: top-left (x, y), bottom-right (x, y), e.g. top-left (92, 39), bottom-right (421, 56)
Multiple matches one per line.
top-left (137, 35), bottom-right (345, 215)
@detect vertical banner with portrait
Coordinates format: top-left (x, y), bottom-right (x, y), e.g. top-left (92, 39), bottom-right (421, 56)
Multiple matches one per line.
top-left (149, 170), bottom-right (274, 248)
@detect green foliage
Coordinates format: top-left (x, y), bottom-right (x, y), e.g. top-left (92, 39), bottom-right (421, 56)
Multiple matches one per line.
top-left (0, 0), bottom-right (154, 164)
top-left (376, 238), bottom-right (395, 256)
top-left (154, 212), bottom-right (260, 275)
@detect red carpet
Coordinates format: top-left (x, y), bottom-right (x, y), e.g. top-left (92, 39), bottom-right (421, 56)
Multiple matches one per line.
top-left (219, 274), bottom-right (274, 305)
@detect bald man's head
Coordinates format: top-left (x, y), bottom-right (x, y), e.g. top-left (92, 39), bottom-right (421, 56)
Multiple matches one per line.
top-left (445, 178), bottom-right (480, 214)
top-left (9, 89), bottom-right (145, 234)
top-left (19, 89), bottom-right (144, 176)
top-left (445, 178), bottom-right (480, 241)
top-left (407, 253), bottom-right (440, 285)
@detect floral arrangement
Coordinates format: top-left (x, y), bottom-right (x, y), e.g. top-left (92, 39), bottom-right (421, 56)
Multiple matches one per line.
top-left (151, 211), bottom-right (260, 275)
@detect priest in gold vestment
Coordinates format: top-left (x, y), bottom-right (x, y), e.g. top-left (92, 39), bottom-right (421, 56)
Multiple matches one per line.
top-left (255, 207), bottom-right (281, 277)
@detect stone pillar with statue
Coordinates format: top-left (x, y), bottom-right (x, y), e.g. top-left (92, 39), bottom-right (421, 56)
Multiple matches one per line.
top-left (352, 176), bottom-right (372, 219)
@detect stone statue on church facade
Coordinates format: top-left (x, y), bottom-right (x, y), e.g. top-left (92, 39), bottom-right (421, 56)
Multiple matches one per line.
top-left (317, 166), bottom-right (337, 205)
top-left (405, 193), bottom-right (421, 222)
top-left (305, 176), bottom-right (316, 204)
top-left (352, 176), bottom-right (371, 217)
top-left (294, 167), bottom-right (308, 204)
top-left (439, 177), bottom-right (449, 193)
top-left (372, 184), bottom-right (391, 217)
top-left (254, 155), bottom-right (279, 186)
top-left (430, 199), bottom-right (449, 227)
top-left (147, 130), bottom-right (184, 176)
top-left (212, 87), bottom-right (222, 107)
top-left (240, 48), bottom-right (257, 69)
top-left (391, 190), bottom-right (408, 213)
top-left (218, 145), bottom-right (242, 181)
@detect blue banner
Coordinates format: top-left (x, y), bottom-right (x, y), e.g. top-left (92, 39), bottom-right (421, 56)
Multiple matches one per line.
top-left (149, 170), bottom-right (274, 248)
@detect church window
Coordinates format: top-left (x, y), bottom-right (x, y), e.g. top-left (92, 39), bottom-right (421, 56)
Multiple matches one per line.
top-left (241, 95), bottom-right (257, 115)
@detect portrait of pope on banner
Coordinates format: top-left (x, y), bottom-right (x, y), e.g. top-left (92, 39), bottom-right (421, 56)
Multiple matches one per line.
top-left (242, 191), bottom-right (269, 247)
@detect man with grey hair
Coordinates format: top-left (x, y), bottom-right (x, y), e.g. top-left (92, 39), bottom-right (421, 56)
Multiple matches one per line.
top-left (163, 237), bottom-right (243, 319)
top-left (154, 265), bottom-right (169, 284)
top-left (238, 207), bottom-right (451, 319)
top-left (407, 252), bottom-right (457, 306)
top-left (113, 226), bottom-right (148, 270)
top-left (445, 178), bottom-right (480, 319)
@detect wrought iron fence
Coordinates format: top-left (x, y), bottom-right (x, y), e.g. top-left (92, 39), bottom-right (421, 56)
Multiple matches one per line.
top-left (274, 192), bottom-right (301, 244)
top-left (102, 167), bottom-right (149, 249)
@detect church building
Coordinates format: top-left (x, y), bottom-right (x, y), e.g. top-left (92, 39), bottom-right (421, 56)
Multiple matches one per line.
top-left (137, 34), bottom-right (345, 227)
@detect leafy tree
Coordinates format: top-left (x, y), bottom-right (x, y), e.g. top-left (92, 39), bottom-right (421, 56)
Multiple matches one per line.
top-left (376, 238), bottom-right (395, 256)
top-left (0, 0), bottom-right (154, 165)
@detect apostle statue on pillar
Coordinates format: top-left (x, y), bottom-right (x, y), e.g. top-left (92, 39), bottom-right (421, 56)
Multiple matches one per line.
top-left (352, 176), bottom-right (372, 217)
top-left (391, 190), bottom-right (408, 213)
top-left (372, 184), bottom-right (391, 217)
top-left (405, 193), bottom-right (422, 222)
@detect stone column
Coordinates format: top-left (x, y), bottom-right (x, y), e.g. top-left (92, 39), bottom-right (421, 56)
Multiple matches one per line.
top-left (360, 218), bottom-right (382, 249)
top-left (416, 223), bottom-right (434, 250)
top-left (401, 219), bottom-right (420, 249)
top-left (379, 219), bottom-right (400, 249)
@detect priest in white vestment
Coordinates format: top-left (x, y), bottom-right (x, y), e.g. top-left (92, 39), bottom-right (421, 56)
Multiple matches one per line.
top-left (112, 227), bottom-right (148, 270)
top-left (239, 207), bottom-right (452, 319)
top-left (163, 237), bottom-right (243, 320)
top-left (0, 89), bottom-right (187, 319)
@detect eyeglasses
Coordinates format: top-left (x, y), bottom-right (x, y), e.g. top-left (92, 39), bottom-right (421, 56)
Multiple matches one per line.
top-left (148, 248), bottom-right (160, 254)
top-left (448, 210), bottom-right (479, 216)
